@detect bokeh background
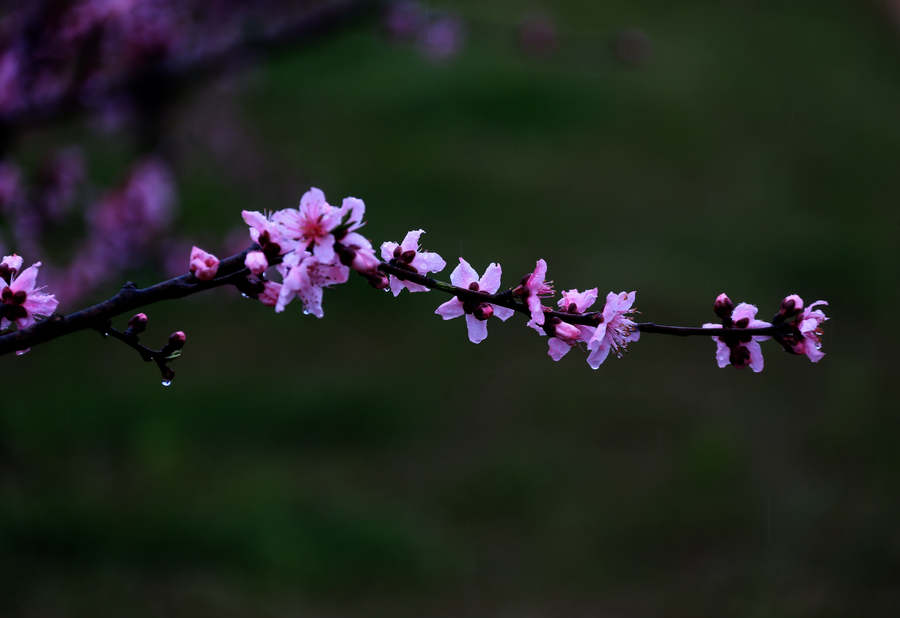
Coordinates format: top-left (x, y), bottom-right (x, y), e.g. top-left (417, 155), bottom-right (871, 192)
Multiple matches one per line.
top-left (2, 1), bottom-right (899, 616)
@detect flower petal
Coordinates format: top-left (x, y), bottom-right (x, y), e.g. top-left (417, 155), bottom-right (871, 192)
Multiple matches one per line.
top-left (465, 313), bottom-right (488, 344)
top-left (435, 298), bottom-right (465, 320)
top-left (548, 337), bottom-right (572, 361)
top-left (450, 258), bottom-right (479, 288)
top-left (478, 263), bottom-right (503, 294)
top-left (492, 304), bottom-right (515, 322)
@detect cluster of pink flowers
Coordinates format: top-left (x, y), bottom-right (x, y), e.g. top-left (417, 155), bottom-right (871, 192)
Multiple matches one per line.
top-left (0, 255), bottom-right (58, 334)
top-left (703, 293), bottom-right (828, 372)
top-left (231, 188), bottom-right (382, 318)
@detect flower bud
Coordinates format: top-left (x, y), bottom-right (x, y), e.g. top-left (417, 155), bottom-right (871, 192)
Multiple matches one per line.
top-left (778, 294), bottom-right (803, 320)
top-left (350, 246), bottom-right (380, 274)
top-left (713, 293), bottom-right (733, 320)
top-left (244, 250), bottom-right (268, 276)
top-left (126, 312), bottom-right (148, 335)
top-left (473, 303), bottom-right (493, 320)
top-left (365, 271), bottom-right (390, 290)
top-left (553, 320), bottom-right (581, 344)
top-left (161, 331), bottom-right (186, 356)
top-left (189, 246), bottom-right (219, 281)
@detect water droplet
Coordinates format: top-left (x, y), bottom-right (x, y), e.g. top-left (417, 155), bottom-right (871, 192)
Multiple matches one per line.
top-left (302, 310), bottom-right (310, 315)
top-left (102, 332), bottom-right (109, 338)
top-left (15, 348), bottom-right (29, 356)
top-left (241, 293), bottom-right (249, 299)
top-left (161, 380), bottom-right (172, 387)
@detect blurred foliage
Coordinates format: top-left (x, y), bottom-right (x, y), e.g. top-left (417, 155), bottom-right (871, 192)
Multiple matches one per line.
top-left (2, 0), bottom-right (900, 616)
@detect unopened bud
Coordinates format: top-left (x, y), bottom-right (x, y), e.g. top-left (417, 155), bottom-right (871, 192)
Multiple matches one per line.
top-left (553, 320), bottom-right (581, 344)
top-left (473, 303), bottom-right (494, 320)
top-left (778, 294), bottom-right (803, 320)
top-left (366, 271), bottom-right (390, 290)
top-left (244, 250), bottom-right (268, 276)
top-left (350, 247), bottom-right (380, 274)
top-left (713, 293), bottom-right (733, 320)
top-left (161, 331), bottom-right (186, 356)
top-left (190, 246), bottom-right (220, 281)
top-left (126, 313), bottom-right (148, 335)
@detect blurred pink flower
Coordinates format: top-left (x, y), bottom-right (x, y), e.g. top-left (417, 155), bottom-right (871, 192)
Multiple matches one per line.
top-left (435, 258), bottom-right (515, 344)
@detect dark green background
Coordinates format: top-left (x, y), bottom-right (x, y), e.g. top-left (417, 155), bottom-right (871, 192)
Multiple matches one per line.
top-left (3, 1), bottom-right (899, 616)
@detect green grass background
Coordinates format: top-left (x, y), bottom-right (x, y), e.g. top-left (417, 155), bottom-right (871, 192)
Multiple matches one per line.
top-left (2, 1), bottom-right (899, 616)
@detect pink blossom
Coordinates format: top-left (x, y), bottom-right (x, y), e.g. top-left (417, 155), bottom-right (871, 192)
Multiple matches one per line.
top-left (532, 288), bottom-right (599, 362)
top-left (244, 250), bottom-right (268, 276)
top-left (275, 251), bottom-right (349, 317)
top-left (586, 291), bottom-right (640, 369)
top-left (380, 230), bottom-right (446, 296)
top-left (189, 246), bottom-right (219, 281)
top-left (702, 300), bottom-right (771, 372)
top-left (435, 258), bottom-right (515, 344)
top-left (1, 257), bottom-right (59, 331)
top-left (514, 259), bottom-right (554, 326)
top-left (242, 210), bottom-right (296, 256)
top-left (273, 187), bottom-right (342, 263)
top-left (777, 298), bottom-right (828, 362)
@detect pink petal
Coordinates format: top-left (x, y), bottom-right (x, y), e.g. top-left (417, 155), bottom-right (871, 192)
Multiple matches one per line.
top-left (806, 343), bottom-right (825, 363)
top-left (1, 254), bottom-right (23, 274)
top-left (492, 305), bottom-right (515, 322)
top-left (340, 197), bottom-right (366, 228)
top-left (400, 229), bottom-right (424, 252)
top-left (713, 338), bottom-right (730, 368)
top-left (436, 298), bottom-right (465, 319)
top-left (586, 343), bottom-right (611, 369)
top-left (731, 302), bottom-right (759, 323)
top-left (576, 325), bottom-right (597, 342)
top-left (548, 337), bottom-right (572, 361)
top-left (413, 251), bottom-right (446, 274)
top-left (478, 263), bottom-right (503, 294)
top-left (312, 234), bottom-right (336, 264)
top-left (10, 262), bottom-right (40, 293)
top-left (465, 313), bottom-right (488, 344)
top-left (746, 340), bottom-right (765, 372)
top-left (300, 187), bottom-right (328, 212)
top-left (389, 276), bottom-right (405, 297)
top-left (402, 280), bottom-right (430, 294)
top-left (450, 258), bottom-right (478, 288)
top-left (381, 241), bottom-right (399, 262)
top-left (23, 292), bottom-right (58, 317)
top-left (526, 295), bottom-right (544, 326)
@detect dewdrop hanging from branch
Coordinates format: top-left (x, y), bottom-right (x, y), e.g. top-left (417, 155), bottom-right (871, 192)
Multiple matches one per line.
top-left (0, 187), bottom-right (829, 382)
